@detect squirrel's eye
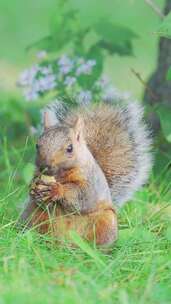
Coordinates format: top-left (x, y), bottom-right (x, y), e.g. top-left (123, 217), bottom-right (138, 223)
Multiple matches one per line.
top-left (66, 144), bottom-right (73, 154)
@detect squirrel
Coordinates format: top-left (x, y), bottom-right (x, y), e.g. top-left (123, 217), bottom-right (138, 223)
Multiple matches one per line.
top-left (20, 99), bottom-right (152, 246)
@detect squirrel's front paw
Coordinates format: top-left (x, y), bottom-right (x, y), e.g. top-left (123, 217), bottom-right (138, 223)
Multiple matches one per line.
top-left (49, 182), bottom-right (64, 201)
top-left (30, 175), bottom-right (64, 203)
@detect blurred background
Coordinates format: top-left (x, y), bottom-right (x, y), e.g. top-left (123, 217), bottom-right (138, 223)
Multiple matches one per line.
top-left (0, 0), bottom-right (165, 95)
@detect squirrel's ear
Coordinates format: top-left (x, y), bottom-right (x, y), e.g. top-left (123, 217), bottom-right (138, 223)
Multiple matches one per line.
top-left (73, 117), bottom-right (84, 141)
top-left (42, 110), bottom-right (58, 130)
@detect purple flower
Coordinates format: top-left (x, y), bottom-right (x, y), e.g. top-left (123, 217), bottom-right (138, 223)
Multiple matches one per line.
top-left (24, 89), bottom-right (39, 101)
top-left (35, 75), bottom-right (57, 92)
top-left (59, 65), bottom-right (72, 75)
top-left (58, 55), bottom-right (74, 75)
top-left (64, 76), bottom-right (76, 88)
top-left (40, 65), bottom-right (53, 75)
top-left (96, 75), bottom-right (110, 89)
top-left (77, 90), bottom-right (92, 105)
top-left (76, 59), bottom-right (96, 76)
top-left (18, 65), bottom-right (39, 86)
top-left (58, 55), bottom-right (72, 66)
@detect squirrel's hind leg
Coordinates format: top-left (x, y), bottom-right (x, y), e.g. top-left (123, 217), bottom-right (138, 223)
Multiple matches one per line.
top-left (85, 206), bottom-right (118, 246)
top-left (49, 206), bottom-right (118, 246)
top-left (19, 201), bottom-right (118, 247)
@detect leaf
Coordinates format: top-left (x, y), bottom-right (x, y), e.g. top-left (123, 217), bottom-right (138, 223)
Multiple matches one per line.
top-left (27, 106), bottom-right (41, 126)
top-left (77, 46), bottom-right (104, 89)
top-left (156, 105), bottom-right (171, 142)
top-left (155, 12), bottom-right (171, 38)
top-left (87, 45), bottom-right (103, 82)
top-left (166, 66), bottom-right (171, 81)
top-left (27, 36), bottom-right (57, 52)
top-left (94, 21), bottom-right (138, 56)
top-left (49, 8), bottom-right (79, 52)
top-left (50, 8), bottom-right (77, 36)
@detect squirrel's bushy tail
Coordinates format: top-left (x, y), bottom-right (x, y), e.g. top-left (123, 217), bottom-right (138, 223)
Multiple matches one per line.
top-left (81, 102), bottom-right (152, 207)
top-left (44, 99), bottom-right (152, 208)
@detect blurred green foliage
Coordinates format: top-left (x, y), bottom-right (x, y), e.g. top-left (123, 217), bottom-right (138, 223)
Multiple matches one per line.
top-left (0, 0), bottom-right (165, 96)
top-left (156, 11), bottom-right (171, 38)
top-left (31, 6), bottom-right (138, 57)
top-left (166, 66), bottom-right (171, 80)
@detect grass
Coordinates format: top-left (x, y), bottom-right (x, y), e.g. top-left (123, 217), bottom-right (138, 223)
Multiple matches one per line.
top-left (0, 105), bottom-right (171, 304)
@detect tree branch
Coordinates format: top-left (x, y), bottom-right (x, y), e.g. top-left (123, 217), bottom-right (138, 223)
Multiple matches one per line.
top-left (144, 0), bottom-right (164, 19)
top-left (130, 68), bottom-right (159, 101)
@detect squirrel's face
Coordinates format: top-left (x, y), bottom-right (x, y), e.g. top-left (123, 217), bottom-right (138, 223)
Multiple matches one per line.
top-left (36, 115), bottom-right (85, 175)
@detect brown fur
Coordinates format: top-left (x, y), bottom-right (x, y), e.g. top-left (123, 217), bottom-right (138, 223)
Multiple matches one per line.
top-left (27, 201), bottom-right (117, 246)
top-left (59, 167), bottom-right (87, 187)
top-left (21, 165), bottom-right (117, 246)
top-left (78, 104), bottom-right (135, 187)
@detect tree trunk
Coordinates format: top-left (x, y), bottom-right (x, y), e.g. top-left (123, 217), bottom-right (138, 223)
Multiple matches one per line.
top-left (144, 0), bottom-right (171, 131)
